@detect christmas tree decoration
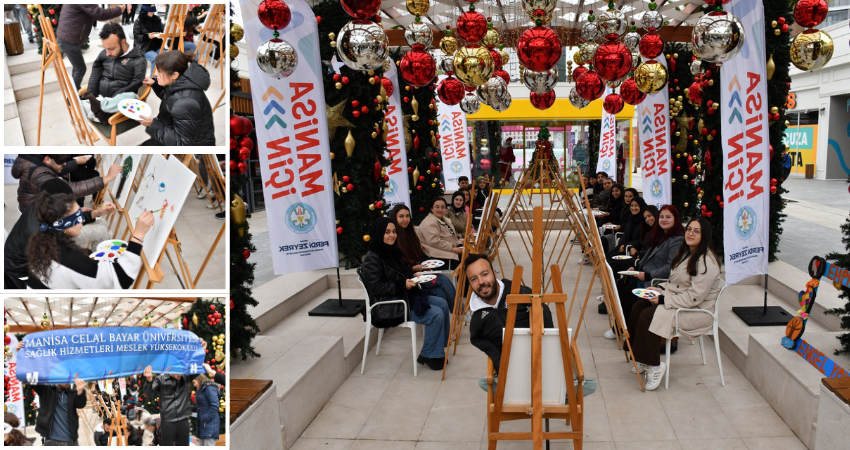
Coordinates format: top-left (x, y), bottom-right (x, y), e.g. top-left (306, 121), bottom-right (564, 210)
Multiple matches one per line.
top-left (439, 28), bottom-right (458, 55)
top-left (522, 68), bottom-right (558, 94)
top-left (634, 60), bottom-right (668, 94)
top-left (256, 39), bottom-right (297, 78)
top-left (437, 76), bottom-right (465, 106)
top-left (258, 0), bottom-right (291, 29)
top-left (603, 93), bottom-right (625, 114)
top-left (793, 0), bottom-right (829, 28)
top-left (530, 90), bottom-right (556, 110)
top-left (569, 87), bottom-right (591, 109)
top-left (400, 45), bottom-right (436, 87)
top-left (405, 22), bottom-right (433, 49)
top-left (576, 70), bottom-right (605, 101)
top-left (32, 5), bottom-right (91, 55)
top-left (453, 45), bottom-right (495, 87)
top-left (476, 76), bottom-right (508, 106)
top-left (790, 29), bottom-right (833, 72)
top-left (596, 7), bottom-right (627, 40)
top-left (692, 11), bottom-right (745, 64)
top-left (517, 26), bottom-right (561, 72)
top-left (665, 43), bottom-right (700, 219)
top-left (460, 92), bottom-right (481, 114)
top-left (620, 78), bottom-right (646, 105)
top-left (593, 40), bottom-right (632, 82)
top-left (639, 32), bottom-right (665, 59)
top-left (456, 10), bottom-right (487, 43)
top-left (336, 20), bottom-right (389, 71)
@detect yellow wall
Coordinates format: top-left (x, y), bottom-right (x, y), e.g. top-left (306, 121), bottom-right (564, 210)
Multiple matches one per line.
top-left (467, 98), bottom-right (636, 121)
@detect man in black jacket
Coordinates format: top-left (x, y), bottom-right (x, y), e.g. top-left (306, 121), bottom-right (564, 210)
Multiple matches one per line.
top-left (85, 23), bottom-right (147, 123)
top-left (32, 379), bottom-right (88, 445)
top-left (54, 4), bottom-right (124, 90)
top-left (143, 365), bottom-right (198, 446)
top-left (97, 418), bottom-right (142, 446)
top-left (465, 253), bottom-right (554, 375)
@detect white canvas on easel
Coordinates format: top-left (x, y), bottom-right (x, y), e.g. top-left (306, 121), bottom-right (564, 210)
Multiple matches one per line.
top-left (137, 157), bottom-right (197, 264)
top-left (106, 154), bottom-right (142, 208)
top-left (502, 327), bottom-right (570, 405)
top-left (127, 154), bottom-right (169, 223)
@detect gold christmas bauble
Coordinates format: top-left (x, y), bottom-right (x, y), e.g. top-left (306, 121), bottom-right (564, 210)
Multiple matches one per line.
top-left (634, 61), bottom-right (668, 95)
top-left (440, 36), bottom-right (458, 55)
top-left (482, 29), bottom-right (500, 47)
top-left (791, 29), bottom-right (834, 72)
top-left (770, 106), bottom-right (779, 114)
top-left (369, 204), bottom-right (375, 210)
top-left (193, 313), bottom-right (199, 326)
top-left (230, 44), bottom-right (239, 59)
top-left (453, 45), bottom-right (495, 87)
top-left (230, 24), bottom-right (244, 42)
top-left (215, 350), bottom-right (225, 362)
top-left (573, 51), bottom-right (585, 66)
top-left (231, 194), bottom-right (246, 237)
top-left (499, 49), bottom-right (509, 65)
top-left (684, 202), bottom-right (689, 208)
top-left (406, 0), bottom-right (430, 16)
top-left (363, 235), bottom-right (371, 242)
top-left (219, 334), bottom-right (225, 341)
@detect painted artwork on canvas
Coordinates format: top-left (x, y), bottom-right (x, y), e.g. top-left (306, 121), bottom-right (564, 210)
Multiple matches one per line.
top-left (106, 154), bottom-right (141, 208)
top-left (137, 157), bottom-right (197, 264)
top-left (127, 154), bottom-right (168, 223)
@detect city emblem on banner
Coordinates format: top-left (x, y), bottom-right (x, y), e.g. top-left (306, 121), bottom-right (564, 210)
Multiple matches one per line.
top-left (451, 161), bottom-right (463, 173)
top-left (286, 203), bottom-right (317, 234)
top-left (734, 205), bottom-right (757, 240)
top-left (385, 179), bottom-right (398, 196)
top-left (650, 180), bottom-right (663, 199)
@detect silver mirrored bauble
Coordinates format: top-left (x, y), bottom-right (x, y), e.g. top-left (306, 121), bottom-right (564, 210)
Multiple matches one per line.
top-left (597, 9), bottom-right (627, 39)
top-left (521, 0), bottom-right (557, 17)
top-left (642, 10), bottom-right (663, 31)
top-left (460, 92), bottom-right (481, 114)
top-left (691, 11), bottom-right (745, 64)
top-left (569, 87), bottom-right (590, 109)
top-left (491, 92), bottom-right (511, 112)
top-left (477, 76), bottom-right (508, 106)
top-left (624, 31), bottom-right (641, 51)
top-left (438, 55), bottom-right (455, 74)
top-left (606, 78), bottom-right (623, 88)
top-left (479, 143), bottom-right (490, 156)
top-left (631, 51), bottom-right (642, 69)
top-left (580, 21), bottom-right (599, 41)
top-left (404, 22), bottom-right (433, 48)
top-left (522, 67), bottom-right (558, 94)
top-left (336, 20), bottom-right (389, 72)
top-left (690, 59), bottom-right (704, 75)
top-left (257, 39), bottom-right (297, 78)
top-left (579, 42), bottom-right (599, 64)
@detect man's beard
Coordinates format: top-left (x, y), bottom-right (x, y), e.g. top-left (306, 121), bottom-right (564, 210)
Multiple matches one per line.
top-left (111, 44), bottom-right (126, 59)
top-left (477, 280), bottom-right (498, 302)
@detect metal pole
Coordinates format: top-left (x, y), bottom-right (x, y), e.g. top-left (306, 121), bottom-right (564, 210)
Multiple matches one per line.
top-left (336, 267), bottom-right (343, 306)
top-left (764, 274), bottom-right (768, 315)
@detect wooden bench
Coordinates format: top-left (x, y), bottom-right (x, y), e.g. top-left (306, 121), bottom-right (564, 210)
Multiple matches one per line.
top-left (822, 377), bottom-right (850, 406)
top-left (230, 379), bottom-right (274, 423)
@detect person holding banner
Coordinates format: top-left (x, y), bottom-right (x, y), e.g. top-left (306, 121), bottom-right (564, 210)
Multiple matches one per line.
top-left (26, 191), bottom-right (154, 289)
top-left (360, 218), bottom-right (451, 371)
top-left (626, 217), bottom-right (722, 390)
top-left (142, 364), bottom-right (197, 446)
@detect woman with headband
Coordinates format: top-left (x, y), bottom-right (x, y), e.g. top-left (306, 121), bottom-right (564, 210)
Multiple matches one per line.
top-left (26, 191), bottom-right (154, 289)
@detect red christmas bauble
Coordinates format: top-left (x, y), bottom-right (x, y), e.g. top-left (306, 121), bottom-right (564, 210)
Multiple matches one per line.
top-left (576, 71), bottom-right (605, 101)
top-left (230, 115), bottom-right (247, 136)
top-left (237, 162), bottom-right (248, 174)
top-left (489, 48), bottom-right (502, 71)
top-left (794, 0), bottom-right (829, 28)
top-left (479, 159), bottom-right (492, 170)
top-left (258, 0), bottom-right (292, 30)
top-left (593, 41), bottom-right (632, 82)
top-left (52, 18), bottom-right (57, 25)
top-left (229, 137), bottom-right (237, 149)
top-left (340, 0), bottom-right (381, 19)
top-left (603, 93), bottom-right (625, 114)
top-left (241, 116), bottom-right (253, 135)
top-left (517, 26), bottom-right (561, 72)
top-left (381, 77), bottom-right (394, 97)
top-left (230, 299), bottom-right (234, 309)
top-left (342, 175), bottom-right (350, 182)
top-left (572, 66), bottom-right (588, 82)
top-left (437, 76), bottom-right (465, 106)
top-left (229, 160), bottom-right (237, 172)
top-left (620, 78), bottom-right (647, 105)
top-left (638, 33), bottom-right (664, 59)
top-left (49, 9), bottom-right (55, 14)
top-left (703, 0), bottom-right (732, 5)
top-left (494, 69), bottom-right (510, 84)
top-left (214, 312), bottom-right (221, 319)
top-left (688, 82), bottom-right (702, 103)
top-left (346, 183), bottom-right (354, 191)
top-left (530, 90), bottom-right (556, 110)
top-left (375, 201), bottom-right (384, 209)
top-left (238, 136), bottom-right (254, 152)
top-left (4, 336), bottom-right (9, 346)
top-left (770, 178), bottom-right (777, 186)
top-left (417, 185), bottom-right (423, 190)
top-left (770, 186), bottom-right (777, 194)
top-left (456, 11), bottom-right (487, 43)
top-left (210, 305), bottom-right (216, 311)
top-left (243, 249), bottom-right (251, 259)
top-left (400, 47), bottom-right (436, 87)
top-left (238, 147), bottom-right (251, 161)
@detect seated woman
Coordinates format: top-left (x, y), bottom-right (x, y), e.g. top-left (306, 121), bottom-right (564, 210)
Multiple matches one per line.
top-left (596, 183), bottom-right (626, 228)
top-left (445, 191), bottom-right (468, 238)
top-left (134, 5), bottom-right (165, 76)
top-left (604, 196), bottom-right (646, 257)
top-left (360, 218), bottom-right (451, 370)
top-left (417, 198), bottom-right (463, 269)
top-left (138, 51), bottom-right (216, 146)
top-left (603, 205), bottom-right (684, 338)
top-left (389, 204), bottom-right (458, 312)
top-left (626, 217), bottom-right (721, 390)
top-left (26, 192), bottom-right (155, 289)
top-left (607, 203), bottom-right (657, 272)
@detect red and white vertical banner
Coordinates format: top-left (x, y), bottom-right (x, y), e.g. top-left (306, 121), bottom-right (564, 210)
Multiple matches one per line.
top-left (598, 86), bottom-right (618, 182)
top-left (382, 63), bottom-right (411, 209)
top-left (638, 56), bottom-right (671, 209)
top-left (721, 0), bottom-right (770, 284)
top-left (435, 75), bottom-right (472, 192)
top-left (4, 333), bottom-right (24, 427)
top-left (240, 0), bottom-right (339, 275)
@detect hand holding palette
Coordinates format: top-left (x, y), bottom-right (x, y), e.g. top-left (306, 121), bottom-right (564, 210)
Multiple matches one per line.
top-left (117, 99), bottom-right (153, 121)
top-left (90, 240), bottom-right (128, 262)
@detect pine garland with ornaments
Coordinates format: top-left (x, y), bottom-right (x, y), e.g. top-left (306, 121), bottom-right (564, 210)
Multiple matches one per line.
top-left (181, 299), bottom-right (227, 435)
top-left (229, 2), bottom-right (243, 92)
top-left (313, 0), bottom-right (390, 268)
top-left (24, 384), bottom-right (37, 427)
top-left (27, 4), bottom-right (90, 55)
top-left (665, 42), bottom-right (701, 220)
top-left (229, 115), bottom-right (261, 361)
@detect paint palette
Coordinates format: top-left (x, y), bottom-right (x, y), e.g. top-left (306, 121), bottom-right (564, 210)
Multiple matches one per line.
top-left (632, 288), bottom-right (659, 300)
top-left (117, 99), bottom-right (153, 121)
top-left (421, 259), bottom-right (445, 269)
top-left (90, 240), bottom-right (128, 262)
top-left (618, 270), bottom-right (640, 276)
top-left (592, 210), bottom-right (606, 216)
top-left (611, 255), bottom-right (633, 260)
top-left (602, 224), bottom-right (617, 229)
top-left (411, 274), bottom-right (437, 284)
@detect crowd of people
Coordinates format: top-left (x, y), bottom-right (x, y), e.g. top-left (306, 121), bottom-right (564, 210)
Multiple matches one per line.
top-left (37, 4), bottom-right (218, 146)
top-left (4, 340), bottom-right (225, 446)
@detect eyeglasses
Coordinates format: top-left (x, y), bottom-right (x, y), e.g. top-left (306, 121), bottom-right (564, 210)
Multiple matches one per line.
top-left (685, 227), bottom-right (701, 235)
top-left (433, 205), bottom-right (446, 210)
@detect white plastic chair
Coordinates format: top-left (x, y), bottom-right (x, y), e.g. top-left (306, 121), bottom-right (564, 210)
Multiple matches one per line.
top-left (357, 277), bottom-right (418, 376)
top-left (664, 279), bottom-right (727, 389)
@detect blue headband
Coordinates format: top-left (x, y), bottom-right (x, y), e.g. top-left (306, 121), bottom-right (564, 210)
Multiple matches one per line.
top-left (40, 209), bottom-right (84, 232)
top-left (141, 5), bottom-right (157, 13)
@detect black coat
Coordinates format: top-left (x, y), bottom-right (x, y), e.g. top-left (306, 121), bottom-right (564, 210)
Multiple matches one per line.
top-left (96, 425), bottom-right (141, 446)
top-left (55, 4), bottom-right (122, 45)
top-left (133, 14), bottom-right (165, 54)
top-left (87, 46), bottom-right (147, 98)
top-left (147, 64), bottom-right (215, 146)
top-left (32, 385), bottom-right (87, 442)
top-left (359, 250), bottom-right (417, 305)
top-left (144, 374), bottom-right (198, 423)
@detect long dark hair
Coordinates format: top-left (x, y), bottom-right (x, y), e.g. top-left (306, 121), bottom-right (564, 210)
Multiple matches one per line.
top-left (647, 204), bottom-right (684, 248)
top-left (670, 217), bottom-right (718, 276)
top-left (4, 413), bottom-right (28, 446)
top-left (641, 205), bottom-right (659, 242)
top-left (388, 204), bottom-right (423, 267)
top-left (27, 192), bottom-right (83, 283)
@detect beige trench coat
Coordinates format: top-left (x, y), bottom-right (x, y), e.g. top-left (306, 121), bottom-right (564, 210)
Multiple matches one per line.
top-left (416, 213), bottom-right (460, 261)
top-left (649, 253), bottom-right (722, 340)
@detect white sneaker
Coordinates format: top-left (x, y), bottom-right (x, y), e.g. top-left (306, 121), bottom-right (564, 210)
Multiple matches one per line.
top-left (603, 328), bottom-right (617, 340)
top-left (197, 189), bottom-right (208, 199)
top-left (630, 362), bottom-right (646, 374)
top-left (643, 363), bottom-right (666, 391)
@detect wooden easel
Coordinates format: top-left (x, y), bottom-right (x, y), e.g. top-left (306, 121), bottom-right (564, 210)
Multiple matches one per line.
top-left (159, 5), bottom-right (189, 55)
top-left (195, 4), bottom-right (226, 89)
top-left (89, 387), bottom-right (128, 446)
top-left (486, 207), bottom-right (584, 450)
top-left (35, 5), bottom-right (96, 146)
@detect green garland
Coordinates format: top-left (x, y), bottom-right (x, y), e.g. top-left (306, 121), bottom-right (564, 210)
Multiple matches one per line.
top-left (183, 298), bottom-right (227, 435)
top-left (665, 42), bottom-right (701, 219)
top-left (229, 166), bottom-right (260, 360)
